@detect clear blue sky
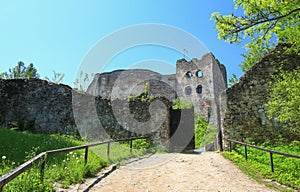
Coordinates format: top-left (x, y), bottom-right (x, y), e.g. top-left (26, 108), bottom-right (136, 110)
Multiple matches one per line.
top-left (0, 0), bottom-right (245, 87)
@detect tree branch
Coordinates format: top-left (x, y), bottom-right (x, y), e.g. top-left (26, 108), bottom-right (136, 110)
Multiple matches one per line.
top-left (232, 7), bottom-right (300, 34)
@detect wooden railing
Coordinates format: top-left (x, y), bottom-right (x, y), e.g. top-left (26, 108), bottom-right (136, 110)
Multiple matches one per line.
top-left (226, 139), bottom-right (300, 173)
top-left (0, 136), bottom-right (148, 192)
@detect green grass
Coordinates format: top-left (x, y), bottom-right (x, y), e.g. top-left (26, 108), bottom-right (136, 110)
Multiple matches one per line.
top-left (0, 128), bottom-right (150, 191)
top-left (222, 141), bottom-right (300, 191)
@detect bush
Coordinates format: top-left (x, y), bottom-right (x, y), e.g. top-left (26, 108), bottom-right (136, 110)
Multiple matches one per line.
top-left (132, 138), bottom-right (151, 150)
top-left (195, 116), bottom-right (208, 148)
top-left (195, 116), bottom-right (217, 148)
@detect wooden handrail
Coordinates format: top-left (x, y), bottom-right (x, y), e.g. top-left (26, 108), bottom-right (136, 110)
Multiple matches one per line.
top-left (0, 152), bottom-right (47, 190)
top-left (227, 139), bottom-right (300, 159)
top-left (226, 138), bottom-right (300, 173)
top-left (0, 136), bottom-right (149, 191)
top-left (45, 136), bottom-right (148, 155)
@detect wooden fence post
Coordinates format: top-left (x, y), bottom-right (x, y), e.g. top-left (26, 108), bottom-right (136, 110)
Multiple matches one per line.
top-left (229, 141), bottom-right (232, 152)
top-left (107, 142), bottom-right (111, 159)
top-left (244, 145), bottom-right (248, 161)
top-left (40, 155), bottom-right (46, 182)
top-left (84, 147), bottom-right (88, 164)
top-left (130, 139), bottom-right (133, 155)
top-left (270, 152), bottom-right (274, 173)
top-left (0, 183), bottom-right (4, 192)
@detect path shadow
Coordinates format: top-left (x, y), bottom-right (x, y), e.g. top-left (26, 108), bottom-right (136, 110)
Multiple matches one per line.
top-left (82, 153), bottom-right (155, 191)
top-left (83, 164), bottom-right (118, 192)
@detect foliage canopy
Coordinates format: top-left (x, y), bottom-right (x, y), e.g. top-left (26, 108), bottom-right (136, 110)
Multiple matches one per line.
top-left (266, 67), bottom-right (300, 134)
top-left (211, 0), bottom-right (300, 72)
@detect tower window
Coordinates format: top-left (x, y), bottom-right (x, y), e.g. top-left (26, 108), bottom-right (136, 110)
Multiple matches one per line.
top-left (185, 86), bottom-right (192, 95)
top-left (196, 70), bottom-right (203, 78)
top-left (186, 71), bottom-right (192, 78)
top-left (196, 85), bottom-right (203, 94)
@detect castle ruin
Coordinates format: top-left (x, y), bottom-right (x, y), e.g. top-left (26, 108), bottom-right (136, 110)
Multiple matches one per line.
top-left (87, 53), bottom-right (227, 129)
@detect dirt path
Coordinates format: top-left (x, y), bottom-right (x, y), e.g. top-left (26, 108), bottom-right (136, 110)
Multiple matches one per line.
top-left (61, 152), bottom-right (276, 192)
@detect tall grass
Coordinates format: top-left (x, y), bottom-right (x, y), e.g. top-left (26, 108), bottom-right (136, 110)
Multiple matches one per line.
top-left (0, 128), bottom-right (149, 191)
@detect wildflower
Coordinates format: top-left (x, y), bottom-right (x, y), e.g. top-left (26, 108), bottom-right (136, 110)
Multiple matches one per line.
top-left (53, 164), bottom-right (56, 167)
top-left (67, 158), bottom-right (69, 161)
top-left (64, 167), bottom-right (68, 170)
top-left (69, 152), bottom-right (73, 155)
top-left (63, 160), bottom-right (66, 163)
top-left (76, 157), bottom-right (78, 160)
top-left (2, 156), bottom-right (6, 160)
top-left (12, 162), bottom-right (15, 165)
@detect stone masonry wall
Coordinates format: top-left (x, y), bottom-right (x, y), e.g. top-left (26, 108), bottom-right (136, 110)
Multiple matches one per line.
top-left (86, 53), bottom-right (228, 150)
top-left (86, 69), bottom-right (177, 102)
top-left (0, 79), bottom-right (76, 134)
top-left (222, 43), bottom-right (300, 146)
top-left (0, 79), bottom-right (171, 144)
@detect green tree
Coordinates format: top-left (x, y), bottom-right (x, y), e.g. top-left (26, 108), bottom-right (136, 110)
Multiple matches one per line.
top-left (266, 67), bottom-right (300, 134)
top-left (228, 73), bottom-right (238, 87)
top-left (211, 0), bottom-right (300, 72)
top-left (0, 61), bottom-right (40, 79)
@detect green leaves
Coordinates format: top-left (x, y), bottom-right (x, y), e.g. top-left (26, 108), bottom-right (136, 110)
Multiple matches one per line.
top-left (195, 116), bottom-right (208, 148)
top-left (228, 73), bottom-right (238, 87)
top-left (211, 0), bottom-right (300, 72)
top-left (0, 61), bottom-right (40, 79)
top-left (172, 98), bottom-right (193, 109)
top-left (266, 68), bottom-right (300, 134)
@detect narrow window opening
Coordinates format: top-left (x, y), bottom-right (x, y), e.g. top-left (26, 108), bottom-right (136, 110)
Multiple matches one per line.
top-left (186, 71), bottom-right (192, 78)
top-left (196, 85), bottom-right (203, 94)
top-left (196, 70), bottom-right (203, 78)
top-left (185, 86), bottom-right (192, 95)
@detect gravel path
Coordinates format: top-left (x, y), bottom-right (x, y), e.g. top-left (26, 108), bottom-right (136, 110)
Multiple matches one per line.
top-left (60, 152), bottom-right (276, 192)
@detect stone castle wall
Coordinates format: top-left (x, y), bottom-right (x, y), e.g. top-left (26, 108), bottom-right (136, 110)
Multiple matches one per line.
top-left (59, 53), bottom-right (228, 149)
top-left (86, 69), bottom-right (177, 101)
top-left (222, 43), bottom-right (300, 146)
top-left (2, 45), bottom-right (297, 149)
top-left (0, 79), bottom-right (171, 144)
top-left (87, 53), bottom-right (228, 138)
top-left (0, 79), bottom-right (76, 134)
top-left (0, 53), bottom-right (227, 149)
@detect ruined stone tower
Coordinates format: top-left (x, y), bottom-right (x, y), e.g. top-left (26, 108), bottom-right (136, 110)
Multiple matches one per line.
top-left (176, 53), bottom-right (227, 126)
top-left (87, 53), bottom-right (227, 128)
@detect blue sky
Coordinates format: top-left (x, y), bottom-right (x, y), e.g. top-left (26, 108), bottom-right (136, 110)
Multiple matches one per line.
top-left (0, 0), bottom-right (245, 87)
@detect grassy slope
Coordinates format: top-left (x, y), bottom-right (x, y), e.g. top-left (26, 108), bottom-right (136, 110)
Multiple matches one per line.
top-left (0, 128), bottom-right (148, 191)
top-left (222, 141), bottom-right (300, 191)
